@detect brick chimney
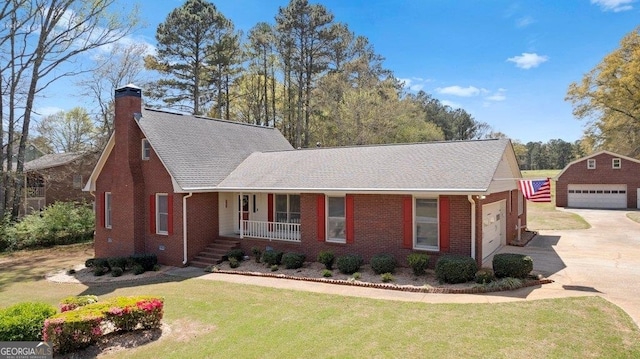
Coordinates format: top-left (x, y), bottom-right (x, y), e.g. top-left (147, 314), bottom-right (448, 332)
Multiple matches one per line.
top-left (113, 84), bottom-right (146, 254)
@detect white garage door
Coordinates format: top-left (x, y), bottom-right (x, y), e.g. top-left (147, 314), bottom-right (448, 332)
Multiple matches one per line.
top-left (567, 184), bottom-right (627, 209)
top-left (482, 201), bottom-right (505, 260)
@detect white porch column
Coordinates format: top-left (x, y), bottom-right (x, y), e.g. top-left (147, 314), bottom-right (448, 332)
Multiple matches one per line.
top-left (239, 192), bottom-right (244, 239)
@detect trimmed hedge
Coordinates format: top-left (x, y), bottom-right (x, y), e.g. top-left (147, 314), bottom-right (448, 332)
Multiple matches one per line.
top-left (317, 250), bottom-right (335, 270)
top-left (44, 296), bottom-right (163, 354)
top-left (59, 295), bottom-right (99, 312)
top-left (261, 250), bottom-right (283, 266)
top-left (282, 252), bottom-right (306, 269)
top-left (86, 254), bottom-right (158, 276)
top-left (370, 253), bottom-right (397, 274)
top-left (0, 302), bottom-right (57, 341)
top-left (407, 253), bottom-right (430, 276)
top-left (492, 253), bottom-right (533, 279)
top-left (435, 255), bottom-right (478, 284)
top-left (225, 248), bottom-right (245, 262)
top-left (336, 254), bottom-right (363, 274)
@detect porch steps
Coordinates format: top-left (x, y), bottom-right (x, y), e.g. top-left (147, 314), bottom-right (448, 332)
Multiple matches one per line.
top-left (190, 238), bottom-right (240, 268)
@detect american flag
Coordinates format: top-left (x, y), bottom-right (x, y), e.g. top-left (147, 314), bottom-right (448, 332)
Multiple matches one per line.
top-left (518, 178), bottom-right (551, 202)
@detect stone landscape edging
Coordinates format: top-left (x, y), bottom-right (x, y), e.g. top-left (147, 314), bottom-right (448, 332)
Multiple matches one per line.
top-left (210, 268), bottom-right (554, 294)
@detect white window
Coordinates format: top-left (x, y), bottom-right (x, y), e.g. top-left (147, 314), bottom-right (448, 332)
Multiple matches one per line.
top-left (73, 174), bottom-right (82, 189)
top-left (142, 139), bottom-right (151, 160)
top-left (105, 192), bottom-right (112, 229)
top-left (275, 194), bottom-right (300, 223)
top-left (156, 194), bottom-right (168, 235)
top-left (415, 198), bottom-right (438, 250)
top-left (327, 196), bottom-right (345, 243)
top-left (612, 158), bottom-right (621, 169)
top-left (587, 159), bottom-right (596, 169)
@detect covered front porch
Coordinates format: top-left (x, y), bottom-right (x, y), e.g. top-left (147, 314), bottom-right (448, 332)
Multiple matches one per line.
top-left (218, 192), bottom-right (301, 242)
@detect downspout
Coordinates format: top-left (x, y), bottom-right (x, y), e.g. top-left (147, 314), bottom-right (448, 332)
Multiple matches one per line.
top-left (182, 192), bottom-right (193, 265)
top-left (467, 195), bottom-right (476, 261)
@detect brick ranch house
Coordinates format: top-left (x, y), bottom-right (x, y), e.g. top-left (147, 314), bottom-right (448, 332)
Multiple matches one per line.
top-left (555, 150), bottom-right (640, 209)
top-left (84, 85), bottom-right (528, 268)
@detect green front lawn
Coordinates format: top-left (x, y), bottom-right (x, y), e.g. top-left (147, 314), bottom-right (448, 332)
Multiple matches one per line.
top-left (1, 245), bottom-right (639, 358)
top-left (522, 170), bottom-right (590, 230)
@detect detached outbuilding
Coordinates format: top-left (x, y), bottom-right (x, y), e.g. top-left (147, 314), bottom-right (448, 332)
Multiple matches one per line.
top-left (555, 151), bottom-right (640, 209)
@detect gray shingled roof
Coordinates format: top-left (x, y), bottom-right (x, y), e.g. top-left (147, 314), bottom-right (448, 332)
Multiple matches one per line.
top-left (217, 138), bottom-right (511, 193)
top-left (24, 152), bottom-right (84, 171)
top-left (138, 108), bottom-right (293, 191)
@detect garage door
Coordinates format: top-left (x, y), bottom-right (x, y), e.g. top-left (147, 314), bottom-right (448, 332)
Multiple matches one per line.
top-left (482, 201), bottom-right (505, 260)
top-left (567, 184), bottom-right (627, 209)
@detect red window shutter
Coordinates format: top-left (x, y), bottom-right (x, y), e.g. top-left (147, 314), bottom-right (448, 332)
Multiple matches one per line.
top-left (167, 194), bottom-right (174, 235)
top-left (439, 196), bottom-right (450, 252)
top-left (346, 195), bottom-right (355, 243)
top-left (402, 197), bottom-right (413, 248)
top-left (99, 192), bottom-right (105, 227)
top-left (267, 194), bottom-right (274, 222)
top-left (150, 195), bottom-right (156, 233)
top-left (317, 195), bottom-right (325, 241)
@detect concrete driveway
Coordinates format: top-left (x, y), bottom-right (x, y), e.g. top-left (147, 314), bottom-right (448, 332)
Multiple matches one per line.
top-left (492, 208), bottom-right (640, 327)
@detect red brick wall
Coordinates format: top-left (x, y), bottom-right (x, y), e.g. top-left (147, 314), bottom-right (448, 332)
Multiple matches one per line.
top-left (556, 152), bottom-right (640, 208)
top-left (473, 191), bottom-right (524, 263)
top-left (237, 193), bottom-right (492, 268)
top-left (186, 193), bottom-right (218, 263)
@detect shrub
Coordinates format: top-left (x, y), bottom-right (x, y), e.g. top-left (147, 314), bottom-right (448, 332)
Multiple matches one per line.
top-left (111, 267), bottom-right (124, 277)
top-left (381, 273), bottom-right (394, 283)
top-left (475, 268), bottom-right (495, 284)
top-left (261, 250), bottom-right (283, 266)
top-left (44, 296), bottom-right (163, 354)
top-left (59, 295), bottom-right (99, 312)
top-left (336, 254), bottom-right (363, 274)
top-left (352, 272), bottom-right (361, 280)
top-left (93, 266), bottom-right (107, 276)
top-left (282, 252), bottom-right (306, 269)
top-left (322, 269), bottom-right (332, 277)
top-left (435, 255), bottom-right (478, 284)
top-left (132, 264), bottom-right (145, 275)
top-left (477, 277), bottom-right (524, 291)
top-left (226, 248), bottom-right (245, 262)
top-left (153, 264), bottom-right (161, 271)
top-left (270, 265), bottom-right (278, 271)
top-left (0, 302), bottom-right (57, 341)
top-left (493, 253), bottom-right (533, 279)
top-left (7, 201), bottom-right (94, 250)
top-left (370, 253), bottom-right (397, 274)
top-left (251, 247), bottom-right (262, 263)
top-left (84, 258), bottom-right (96, 268)
top-left (91, 257), bottom-right (110, 272)
top-left (108, 257), bottom-right (129, 271)
top-left (317, 250), bottom-right (335, 270)
top-left (229, 257), bottom-right (240, 268)
top-left (129, 254), bottom-right (157, 271)
top-left (407, 253), bottom-right (430, 276)
top-left (66, 268), bottom-right (76, 275)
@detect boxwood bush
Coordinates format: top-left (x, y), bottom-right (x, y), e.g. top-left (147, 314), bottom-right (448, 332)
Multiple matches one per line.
top-left (407, 253), bottom-right (430, 276)
top-left (492, 253), bottom-right (533, 279)
top-left (225, 248), bottom-right (245, 262)
top-left (475, 268), bottom-right (495, 284)
top-left (370, 253), bottom-right (397, 274)
top-left (435, 255), bottom-right (478, 284)
top-left (0, 302), bottom-right (57, 341)
top-left (282, 252), bottom-right (306, 269)
top-left (317, 250), bottom-right (335, 270)
top-left (261, 249), bottom-right (283, 266)
top-left (129, 253), bottom-right (158, 271)
top-left (336, 254), bottom-right (363, 274)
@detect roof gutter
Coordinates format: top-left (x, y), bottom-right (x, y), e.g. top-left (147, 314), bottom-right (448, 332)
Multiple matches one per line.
top-left (182, 192), bottom-right (193, 266)
top-left (206, 187), bottom-right (489, 195)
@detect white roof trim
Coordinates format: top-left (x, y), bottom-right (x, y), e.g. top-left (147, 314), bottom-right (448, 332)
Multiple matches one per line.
top-left (83, 134), bottom-right (115, 192)
top-left (554, 150), bottom-right (640, 180)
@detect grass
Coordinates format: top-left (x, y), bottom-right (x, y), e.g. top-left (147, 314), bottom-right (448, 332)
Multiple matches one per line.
top-left (626, 212), bottom-right (640, 224)
top-left (521, 170), bottom-right (590, 230)
top-left (1, 245), bottom-right (640, 358)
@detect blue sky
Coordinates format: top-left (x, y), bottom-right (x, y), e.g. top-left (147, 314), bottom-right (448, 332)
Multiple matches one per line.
top-left (35, 0), bottom-right (639, 144)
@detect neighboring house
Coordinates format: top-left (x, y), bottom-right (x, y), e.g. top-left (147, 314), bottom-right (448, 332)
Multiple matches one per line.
top-left (555, 151), bottom-right (640, 209)
top-left (23, 151), bottom-right (98, 214)
top-left (84, 84), bottom-right (527, 268)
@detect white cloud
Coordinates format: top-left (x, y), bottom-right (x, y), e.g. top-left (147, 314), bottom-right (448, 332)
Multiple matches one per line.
top-left (516, 16), bottom-right (535, 28)
top-left (436, 85), bottom-right (481, 97)
top-left (591, 0), bottom-right (634, 12)
top-left (485, 88), bottom-right (507, 101)
top-left (440, 100), bottom-right (462, 109)
top-left (399, 77), bottom-right (431, 92)
top-left (507, 52), bottom-right (549, 69)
